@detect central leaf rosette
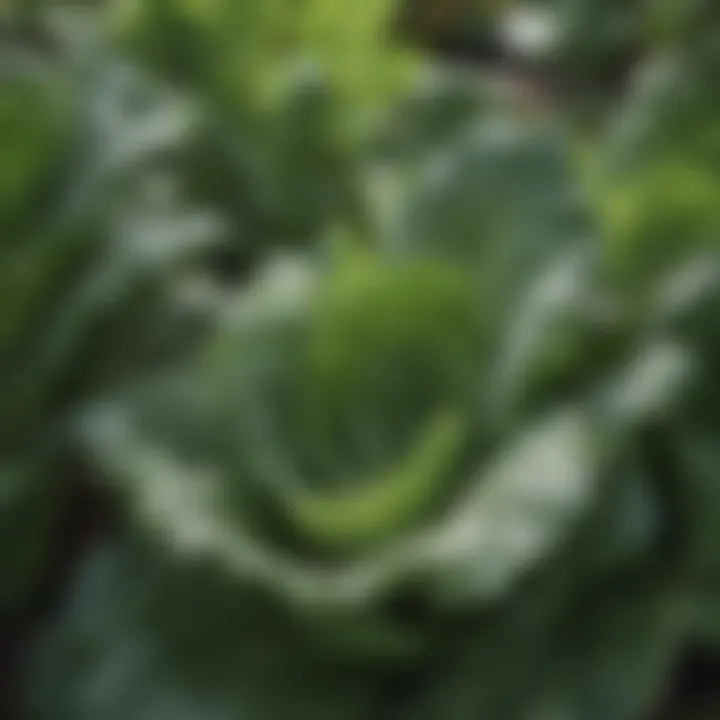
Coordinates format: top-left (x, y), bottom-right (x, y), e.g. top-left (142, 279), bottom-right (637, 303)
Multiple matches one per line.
top-left (88, 246), bottom-right (603, 612)
top-left (210, 251), bottom-right (483, 553)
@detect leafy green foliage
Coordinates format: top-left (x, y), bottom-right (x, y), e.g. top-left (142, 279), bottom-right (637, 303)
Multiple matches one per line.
top-left (105, 0), bottom-right (420, 270)
top-left (40, 141), bottom-right (707, 720)
top-left (5, 2), bottom-right (720, 719)
top-left (601, 31), bottom-right (720, 282)
top-left (0, 48), bottom-right (220, 615)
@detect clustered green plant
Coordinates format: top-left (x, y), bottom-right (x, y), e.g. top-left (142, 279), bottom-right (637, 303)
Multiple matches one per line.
top-left (0, 40), bottom-right (222, 613)
top-left (3, 2), bottom-right (720, 719)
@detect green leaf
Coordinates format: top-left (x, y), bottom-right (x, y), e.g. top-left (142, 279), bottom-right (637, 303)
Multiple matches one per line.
top-left (600, 37), bottom-right (720, 282)
top-left (0, 461), bottom-right (62, 614)
top-left (520, 580), bottom-right (689, 720)
top-left (672, 432), bottom-right (720, 574)
top-left (391, 119), bottom-right (592, 307)
top-left (28, 545), bottom-right (380, 720)
top-left (400, 576), bottom-right (688, 720)
top-left (424, 408), bottom-right (600, 604)
top-left (289, 410), bottom-right (466, 551)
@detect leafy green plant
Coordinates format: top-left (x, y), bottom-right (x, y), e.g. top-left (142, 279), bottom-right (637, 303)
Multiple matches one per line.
top-left (25, 113), bottom-right (715, 719)
top-left (101, 0), bottom-right (421, 272)
top-left (0, 49), bottom-right (221, 614)
top-left (6, 3), bottom-right (720, 719)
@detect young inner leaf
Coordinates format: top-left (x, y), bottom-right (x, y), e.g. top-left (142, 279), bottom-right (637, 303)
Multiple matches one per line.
top-left (288, 409), bottom-right (465, 551)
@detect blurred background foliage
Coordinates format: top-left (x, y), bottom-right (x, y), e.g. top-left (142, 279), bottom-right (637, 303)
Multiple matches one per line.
top-left (2, 1), bottom-right (720, 719)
